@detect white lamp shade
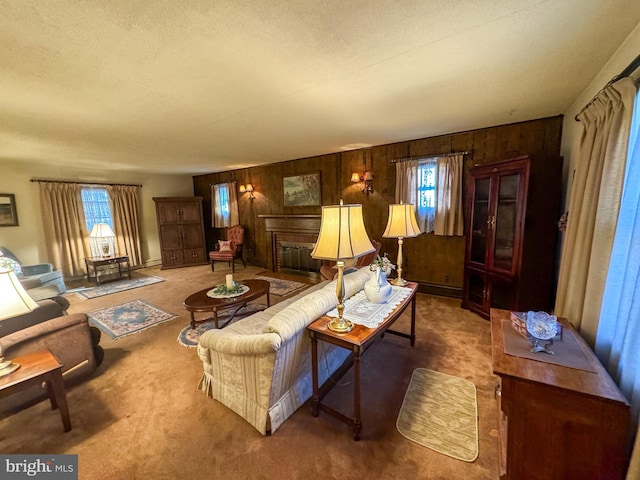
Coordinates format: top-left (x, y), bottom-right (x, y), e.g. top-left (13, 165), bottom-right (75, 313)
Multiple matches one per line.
top-left (311, 203), bottom-right (375, 260)
top-left (89, 223), bottom-right (116, 238)
top-left (0, 269), bottom-right (38, 321)
top-left (382, 204), bottom-right (422, 239)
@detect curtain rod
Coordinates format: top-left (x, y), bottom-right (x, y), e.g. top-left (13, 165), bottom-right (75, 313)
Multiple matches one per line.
top-left (389, 150), bottom-right (471, 163)
top-left (575, 53), bottom-right (640, 121)
top-left (30, 178), bottom-right (142, 187)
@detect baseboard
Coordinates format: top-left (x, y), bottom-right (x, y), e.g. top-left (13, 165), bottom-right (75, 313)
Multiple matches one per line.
top-left (416, 282), bottom-right (463, 299)
top-left (142, 258), bottom-right (163, 268)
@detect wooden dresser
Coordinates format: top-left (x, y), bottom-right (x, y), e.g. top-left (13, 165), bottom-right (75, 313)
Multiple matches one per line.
top-left (490, 309), bottom-right (631, 479)
top-left (153, 197), bottom-right (207, 269)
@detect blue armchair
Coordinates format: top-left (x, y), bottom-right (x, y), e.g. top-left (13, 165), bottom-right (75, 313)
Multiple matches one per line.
top-left (0, 246), bottom-right (67, 296)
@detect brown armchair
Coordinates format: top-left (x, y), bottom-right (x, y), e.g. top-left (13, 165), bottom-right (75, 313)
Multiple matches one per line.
top-left (0, 296), bottom-right (103, 414)
top-left (319, 239), bottom-right (382, 281)
top-left (209, 225), bottom-right (246, 273)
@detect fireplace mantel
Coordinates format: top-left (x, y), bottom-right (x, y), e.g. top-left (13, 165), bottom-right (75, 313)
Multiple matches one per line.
top-left (259, 215), bottom-right (322, 272)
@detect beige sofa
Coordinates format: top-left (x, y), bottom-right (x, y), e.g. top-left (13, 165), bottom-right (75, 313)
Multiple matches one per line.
top-left (197, 268), bottom-right (372, 435)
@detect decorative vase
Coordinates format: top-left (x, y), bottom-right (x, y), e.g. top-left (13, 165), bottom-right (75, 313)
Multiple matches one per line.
top-left (364, 266), bottom-right (392, 304)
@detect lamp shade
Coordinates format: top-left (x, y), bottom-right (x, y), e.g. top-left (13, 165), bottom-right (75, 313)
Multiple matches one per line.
top-left (0, 268), bottom-right (38, 321)
top-left (382, 204), bottom-right (421, 239)
top-left (89, 223), bottom-right (115, 238)
top-left (311, 203), bottom-right (375, 261)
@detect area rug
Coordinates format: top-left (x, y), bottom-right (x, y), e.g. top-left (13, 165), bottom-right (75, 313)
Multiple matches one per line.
top-left (396, 368), bottom-right (478, 462)
top-left (177, 304), bottom-right (269, 347)
top-left (76, 275), bottom-right (165, 299)
top-left (254, 275), bottom-right (308, 297)
top-left (88, 299), bottom-right (177, 339)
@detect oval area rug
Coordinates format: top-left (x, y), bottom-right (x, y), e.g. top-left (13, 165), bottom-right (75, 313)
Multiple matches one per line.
top-left (177, 303), bottom-right (268, 347)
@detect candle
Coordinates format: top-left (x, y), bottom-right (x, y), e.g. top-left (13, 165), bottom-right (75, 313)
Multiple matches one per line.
top-left (226, 274), bottom-right (234, 289)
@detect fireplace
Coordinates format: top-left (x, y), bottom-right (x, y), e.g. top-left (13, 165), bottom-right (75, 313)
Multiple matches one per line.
top-left (259, 215), bottom-right (322, 275)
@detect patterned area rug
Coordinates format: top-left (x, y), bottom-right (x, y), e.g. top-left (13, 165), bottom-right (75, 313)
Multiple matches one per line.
top-left (76, 275), bottom-right (165, 299)
top-left (254, 275), bottom-right (308, 297)
top-left (177, 303), bottom-right (268, 347)
top-left (397, 368), bottom-right (478, 462)
top-left (88, 299), bottom-right (177, 339)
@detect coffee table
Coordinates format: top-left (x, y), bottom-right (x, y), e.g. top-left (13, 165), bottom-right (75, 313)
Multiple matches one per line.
top-left (183, 279), bottom-right (271, 329)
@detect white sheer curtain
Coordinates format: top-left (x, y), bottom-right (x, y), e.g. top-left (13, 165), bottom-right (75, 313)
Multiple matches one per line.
top-left (211, 182), bottom-right (239, 228)
top-left (594, 86), bottom-right (640, 480)
top-left (555, 77), bottom-right (637, 344)
top-left (435, 154), bottom-right (464, 236)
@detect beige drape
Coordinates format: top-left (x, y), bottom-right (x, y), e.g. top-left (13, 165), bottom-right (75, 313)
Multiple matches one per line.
top-left (554, 77), bottom-right (637, 345)
top-left (212, 182), bottom-right (239, 228)
top-left (434, 155), bottom-right (464, 236)
top-left (39, 182), bottom-right (90, 278)
top-left (395, 159), bottom-right (418, 205)
top-left (107, 185), bottom-right (143, 266)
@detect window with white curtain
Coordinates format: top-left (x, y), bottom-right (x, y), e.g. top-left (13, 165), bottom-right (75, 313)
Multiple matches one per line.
top-left (81, 187), bottom-right (115, 257)
top-left (416, 159), bottom-right (437, 233)
top-left (212, 183), bottom-right (231, 227)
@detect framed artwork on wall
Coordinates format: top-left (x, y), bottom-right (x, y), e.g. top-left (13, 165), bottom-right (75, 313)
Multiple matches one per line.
top-left (0, 194), bottom-right (18, 227)
top-left (283, 172), bottom-right (321, 207)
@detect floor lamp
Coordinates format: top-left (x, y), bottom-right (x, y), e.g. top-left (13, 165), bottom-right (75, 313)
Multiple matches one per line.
top-left (0, 268), bottom-right (38, 376)
top-left (382, 203), bottom-right (422, 286)
top-left (311, 201), bottom-right (375, 333)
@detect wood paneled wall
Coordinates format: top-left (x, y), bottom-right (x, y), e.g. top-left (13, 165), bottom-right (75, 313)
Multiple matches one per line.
top-left (193, 115), bottom-right (563, 296)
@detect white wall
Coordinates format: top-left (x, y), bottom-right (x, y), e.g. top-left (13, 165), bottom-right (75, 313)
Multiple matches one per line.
top-left (560, 23), bottom-right (640, 209)
top-left (0, 160), bottom-right (194, 266)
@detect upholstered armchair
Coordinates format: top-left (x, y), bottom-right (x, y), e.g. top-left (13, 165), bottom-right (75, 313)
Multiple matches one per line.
top-left (319, 239), bottom-right (382, 281)
top-left (0, 246), bottom-right (66, 295)
top-left (209, 225), bottom-right (246, 273)
top-left (0, 296), bottom-right (103, 414)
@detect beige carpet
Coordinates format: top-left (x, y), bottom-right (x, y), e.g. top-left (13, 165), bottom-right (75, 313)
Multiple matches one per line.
top-left (397, 368), bottom-right (479, 462)
top-left (1, 264), bottom-right (499, 479)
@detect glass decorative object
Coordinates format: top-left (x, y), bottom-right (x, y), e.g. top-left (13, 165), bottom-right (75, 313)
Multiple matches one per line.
top-left (526, 311), bottom-right (558, 355)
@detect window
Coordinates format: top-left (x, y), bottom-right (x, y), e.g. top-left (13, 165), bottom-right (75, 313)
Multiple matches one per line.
top-left (81, 187), bottom-right (114, 256)
top-left (81, 187), bottom-right (113, 232)
top-left (212, 183), bottom-right (233, 227)
top-left (416, 159), bottom-right (437, 233)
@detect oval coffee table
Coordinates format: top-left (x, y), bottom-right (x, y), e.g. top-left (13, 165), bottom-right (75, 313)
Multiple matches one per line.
top-left (183, 279), bottom-right (271, 329)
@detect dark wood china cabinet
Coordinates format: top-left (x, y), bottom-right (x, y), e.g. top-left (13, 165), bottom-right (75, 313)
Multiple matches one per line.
top-left (462, 155), bottom-right (562, 318)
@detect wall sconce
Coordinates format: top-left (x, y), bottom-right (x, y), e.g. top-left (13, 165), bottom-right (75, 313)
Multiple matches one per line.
top-left (351, 171), bottom-right (373, 195)
top-left (239, 183), bottom-right (255, 199)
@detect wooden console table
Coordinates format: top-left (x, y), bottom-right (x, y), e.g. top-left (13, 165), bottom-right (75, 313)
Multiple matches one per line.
top-left (308, 283), bottom-right (417, 440)
top-left (491, 309), bottom-right (631, 479)
top-left (0, 350), bottom-right (72, 432)
top-left (85, 254), bottom-right (131, 285)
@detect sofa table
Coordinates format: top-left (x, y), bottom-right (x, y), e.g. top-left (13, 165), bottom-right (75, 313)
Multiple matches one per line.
top-left (307, 282), bottom-right (418, 440)
top-left (85, 255), bottom-right (131, 285)
top-left (0, 350), bottom-right (72, 432)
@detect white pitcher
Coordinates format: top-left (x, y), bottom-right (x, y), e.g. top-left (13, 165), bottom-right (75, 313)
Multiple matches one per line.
top-left (364, 266), bottom-right (392, 304)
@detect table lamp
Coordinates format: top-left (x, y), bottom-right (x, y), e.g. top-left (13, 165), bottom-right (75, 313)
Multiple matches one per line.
top-left (311, 201), bottom-right (374, 333)
top-left (90, 223), bottom-right (116, 257)
top-left (382, 203), bottom-right (422, 286)
top-left (0, 268), bottom-right (38, 376)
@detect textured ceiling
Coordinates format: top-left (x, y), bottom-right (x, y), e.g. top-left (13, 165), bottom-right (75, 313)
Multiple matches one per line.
top-left (2, 1), bottom-right (640, 174)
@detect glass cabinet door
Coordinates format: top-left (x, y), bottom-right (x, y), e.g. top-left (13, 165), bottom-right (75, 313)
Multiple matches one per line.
top-left (470, 177), bottom-right (491, 265)
top-left (493, 174), bottom-right (520, 272)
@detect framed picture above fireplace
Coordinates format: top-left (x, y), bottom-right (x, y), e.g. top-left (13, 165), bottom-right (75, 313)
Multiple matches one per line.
top-left (283, 172), bottom-right (321, 207)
